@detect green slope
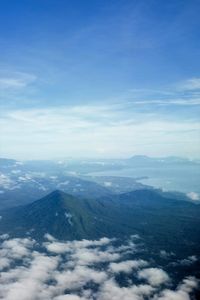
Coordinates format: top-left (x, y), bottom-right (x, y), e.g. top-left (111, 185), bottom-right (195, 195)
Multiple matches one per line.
top-left (0, 189), bottom-right (200, 258)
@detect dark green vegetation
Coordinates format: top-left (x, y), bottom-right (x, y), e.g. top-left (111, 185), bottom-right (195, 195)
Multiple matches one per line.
top-left (1, 189), bottom-right (200, 259)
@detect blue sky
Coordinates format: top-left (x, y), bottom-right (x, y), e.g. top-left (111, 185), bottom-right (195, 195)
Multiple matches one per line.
top-left (0, 0), bottom-right (200, 159)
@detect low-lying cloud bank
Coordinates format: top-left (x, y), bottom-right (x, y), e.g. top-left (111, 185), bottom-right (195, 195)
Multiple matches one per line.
top-left (0, 234), bottom-right (199, 300)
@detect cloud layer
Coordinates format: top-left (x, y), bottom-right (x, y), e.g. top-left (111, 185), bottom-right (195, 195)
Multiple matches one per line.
top-left (0, 234), bottom-right (199, 300)
top-left (1, 102), bottom-right (200, 159)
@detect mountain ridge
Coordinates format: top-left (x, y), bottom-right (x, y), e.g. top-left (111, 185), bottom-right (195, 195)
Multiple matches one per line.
top-left (0, 188), bottom-right (200, 258)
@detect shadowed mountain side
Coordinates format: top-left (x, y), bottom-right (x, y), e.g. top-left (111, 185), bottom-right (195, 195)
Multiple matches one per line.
top-left (0, 190), bottom-right (126, 240)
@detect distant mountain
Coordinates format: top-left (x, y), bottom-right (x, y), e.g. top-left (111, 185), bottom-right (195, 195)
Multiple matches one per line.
top-left (128, 155), bottom-right (156, 161)
top-left (1, 189), bottom-right (200, 257)
top-left (127, 155), bottom-right (196, 166)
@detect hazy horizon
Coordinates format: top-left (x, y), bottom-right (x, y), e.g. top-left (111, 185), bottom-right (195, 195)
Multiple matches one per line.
top-left (1, 154), bottom-right (200, 162)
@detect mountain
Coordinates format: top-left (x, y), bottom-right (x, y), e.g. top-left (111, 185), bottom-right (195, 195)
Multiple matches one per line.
top-left (1, 157), bottom-right (199, 209)
top-left (0, 190), bottom-right (125, 240)
top-left (1, 189), bottom-right (200, 257)
top-left (127, 155), bottom-right (196, 166)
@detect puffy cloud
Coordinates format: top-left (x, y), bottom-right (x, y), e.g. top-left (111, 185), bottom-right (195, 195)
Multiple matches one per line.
top-left (70, 247), bottom-right (120, 266)
top-left (44, 236), bottom-right (112, 255)
top-left (54, 296), bottom-right (86, 300)
top-left (97, 278), bottom-right (154, 300)
top-left (0, 238), bottom-right (35, 259)
top-left (154, 276), bottom-right (199, 300)
top-left (53, 265), bottom-right (107, 292)
top-left (109, 259), bottom-right (148, 274)
top-left (0, 257), bottom-right (10, 270)
top-left (45, 241), bottom-right (71, 254)
top-left (137, 268), bottom-right (170, 286)
top-left (0, 254), bottom-right (60, 300)
top-left (0, 235), bottom-right (198, 300)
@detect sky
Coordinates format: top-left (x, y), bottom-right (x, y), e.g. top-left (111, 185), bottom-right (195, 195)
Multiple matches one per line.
top-left (0, 0), bottom-right (200, 159)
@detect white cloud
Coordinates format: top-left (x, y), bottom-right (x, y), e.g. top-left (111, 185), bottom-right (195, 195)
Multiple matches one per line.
top-left (45, 241), bottom-right (71, 254)
top-left (178, 256), bottom-right (198, 266)
top-left (154, 276), bottom-right (199, 300)
top-left (109, 259), bottom-right (148, 274)
top-left (97, 278), bottom-right (154, 300)
top-left (179, 78), bottom-right (200, 91)
top-left (0, 72), bottom-right (36, 89)
top-left (0, 257), bottom-right (10, 270)
top-left (103, 181), bottom-right (112, 187)
top-left (0, 236), bottom-right (198, 300)
top-left (137, 268), bottom-right (170, 286)
top-left (0, 174), bottom-right (14, 189)
top-left (127, 98), bottom-right (200, 106)
top-left (54, 296), bottom-right (86, 300)
top-left (71, 247), bottom-right (120, 266)
top-left (0, 254), bottom-right (59, 300)
top-left (187, 192), bottom-right (200, 201)
top-left (44, 236), bottom-right (112, 255)
top-left (1, 238), bottom-right (35, 259)
top-left (0, 234), bottom-right (9, 240)
top-left (53, 265), bottom-right (107, 292)
top-left (44, 233), bottom-right (56, 242)
top-left (1, 104), bottom-right (200, 159)
top-left (65, 213), bottom-right (73, 226)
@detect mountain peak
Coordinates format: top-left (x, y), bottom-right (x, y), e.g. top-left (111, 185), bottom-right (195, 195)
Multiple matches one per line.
top-left (27, 190), bottom-right (77, 211)
top-left (42, 189), bottom-right (79, 202)
top-left (49, 190), bottom-right (67, 198)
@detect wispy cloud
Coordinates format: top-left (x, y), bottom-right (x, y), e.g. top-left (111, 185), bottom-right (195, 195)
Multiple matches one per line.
top-left (127, 98), bottom-right (200, 106)
top-left (0, 72), bottom-right (36, 90)
top-left (178, 78), bottom-right (200, 91)
top-left (0, 75), bottom-right (200, 159)
top-left (117, 81), bottom-right (200, 107)
top-left (0, 103), bottom-right (199, 159)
